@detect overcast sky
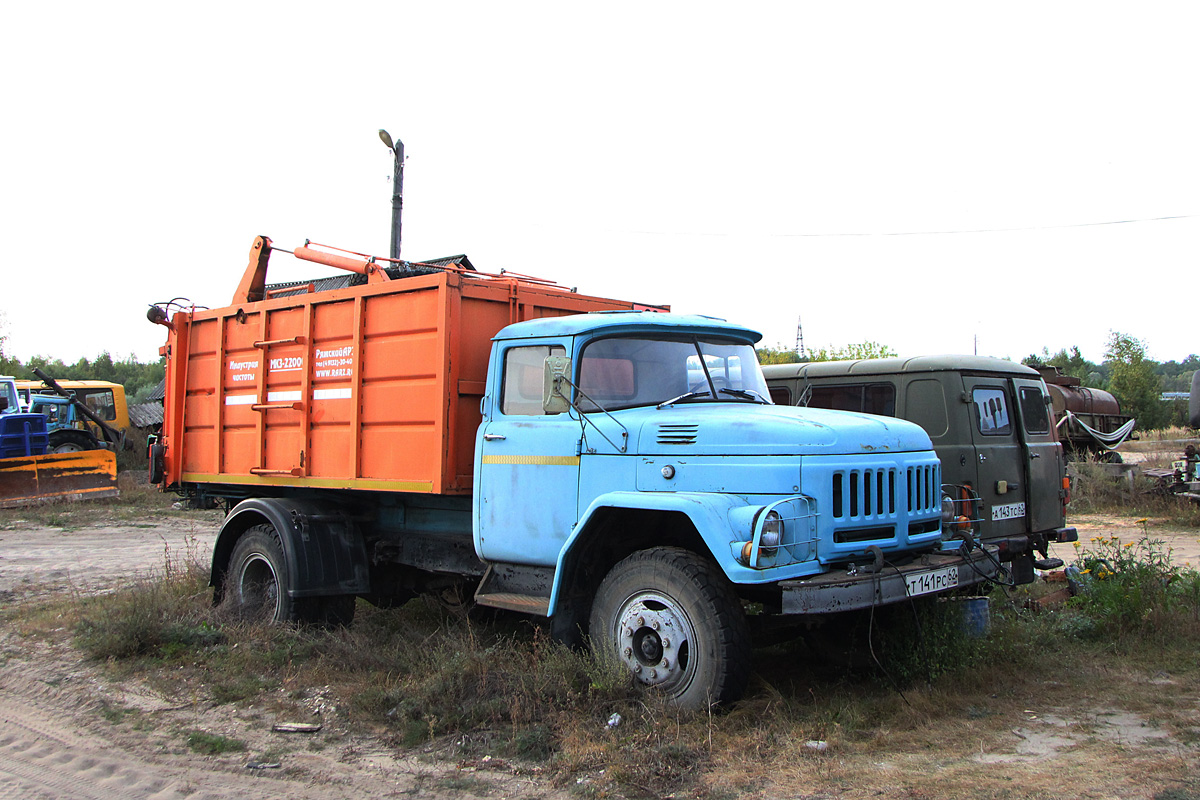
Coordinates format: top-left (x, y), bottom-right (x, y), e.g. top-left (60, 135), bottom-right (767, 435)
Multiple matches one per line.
top-left (2, 2), bottom-right (1196, 367)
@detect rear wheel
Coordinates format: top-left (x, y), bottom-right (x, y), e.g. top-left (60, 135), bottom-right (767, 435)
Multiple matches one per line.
top-left (48, 430), bottom-right (96, 454)
top-left (227, 525), bottom-right (293, 622)
top-left (589, 547), bottom-right (750, 710)
top-left (225, 525), bottom-right (355, 626)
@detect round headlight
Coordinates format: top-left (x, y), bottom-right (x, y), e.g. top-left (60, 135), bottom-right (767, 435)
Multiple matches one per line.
top-left (941, 494), bottom-right (956, 524)
top-left (761, 510), bottom-right (782, 550)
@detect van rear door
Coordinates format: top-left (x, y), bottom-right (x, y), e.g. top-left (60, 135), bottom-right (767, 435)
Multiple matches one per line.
top-left (1013, 378), bottom-right (1063, 534)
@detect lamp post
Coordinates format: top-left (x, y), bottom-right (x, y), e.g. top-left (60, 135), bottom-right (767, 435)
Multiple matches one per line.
top-left (378, 129), bottom-right (404, 261)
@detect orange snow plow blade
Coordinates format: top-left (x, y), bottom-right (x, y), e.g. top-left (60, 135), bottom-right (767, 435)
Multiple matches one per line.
top-left (0, 449), bottom-right (119, 508)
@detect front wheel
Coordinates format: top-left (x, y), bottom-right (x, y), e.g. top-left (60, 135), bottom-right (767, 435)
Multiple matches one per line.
top-left (589, 547), bottom-right (750, 710)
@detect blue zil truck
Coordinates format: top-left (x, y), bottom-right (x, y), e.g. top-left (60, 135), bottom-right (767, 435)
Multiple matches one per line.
top-left (152, 242), bottom-right (998, 709)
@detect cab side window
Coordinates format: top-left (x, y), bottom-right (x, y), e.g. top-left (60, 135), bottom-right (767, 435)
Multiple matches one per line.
top-left (972, 387), bottom-right (1012, 435)
top-left (1018, 386), bottom-right (1050, 434)
top-left (83, 390), bottom-right (116, 421)
top-left (501, 345), bottom-right (565, 416)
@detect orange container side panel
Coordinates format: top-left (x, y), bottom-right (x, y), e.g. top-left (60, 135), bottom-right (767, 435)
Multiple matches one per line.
top-left (164, 270), bottom-right (659, 497)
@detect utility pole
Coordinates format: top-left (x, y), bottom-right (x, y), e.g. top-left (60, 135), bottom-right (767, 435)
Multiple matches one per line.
top-left (378, 129), bottom-right (404, 261)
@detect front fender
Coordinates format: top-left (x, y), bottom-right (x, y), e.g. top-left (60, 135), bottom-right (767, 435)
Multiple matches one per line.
top-left (548, 491), bottom-right (770, 615)
top-left (211, 498), bottom-right (370, 599)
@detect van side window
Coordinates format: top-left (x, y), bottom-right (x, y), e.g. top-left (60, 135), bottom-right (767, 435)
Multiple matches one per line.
top-left (501, 345), bottom-right (565, 416)
top-left (972, 387), bottom-right (1012, 435)
top-left (1018, 386), bottom-right (1050, 434)
top-left (768, 386), bottom-right (791, 405)
top-left (809, 383), bottom-right (895, 416)
top-left (906, 379), bottom-right (949, 438)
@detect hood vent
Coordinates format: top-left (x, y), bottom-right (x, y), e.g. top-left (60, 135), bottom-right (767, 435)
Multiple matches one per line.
top-left (657, 424), bottom-right (699, 445)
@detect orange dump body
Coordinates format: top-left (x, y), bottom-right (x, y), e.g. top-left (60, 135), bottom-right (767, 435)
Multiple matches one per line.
top-left (162, 246), bottom-right (658, 496)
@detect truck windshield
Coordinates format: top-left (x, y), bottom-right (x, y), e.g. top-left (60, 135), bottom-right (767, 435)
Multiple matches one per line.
top-left (576, 335), bottom-right (771, 412)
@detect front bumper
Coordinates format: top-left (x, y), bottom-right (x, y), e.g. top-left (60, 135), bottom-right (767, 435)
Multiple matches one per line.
top-left (778, 546), bottom-right (999, 615)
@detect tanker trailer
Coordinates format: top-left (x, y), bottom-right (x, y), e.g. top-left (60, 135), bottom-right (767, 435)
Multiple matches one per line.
top-left (1035, 366), bottom-right (1135, 461)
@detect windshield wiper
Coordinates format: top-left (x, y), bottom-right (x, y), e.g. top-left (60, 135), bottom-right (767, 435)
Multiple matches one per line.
top-left (657, 390), bottom-right (711, 409)
top-left (719, 388), bottom-right (769, 403)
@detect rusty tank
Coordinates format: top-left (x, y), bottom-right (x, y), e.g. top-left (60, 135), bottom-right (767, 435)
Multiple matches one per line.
top-left (1036, 366), bottom-right (1134, 459)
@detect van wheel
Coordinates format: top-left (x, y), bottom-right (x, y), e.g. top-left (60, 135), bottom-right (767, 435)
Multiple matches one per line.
top-left (589, 547), bottom-right (750, 711)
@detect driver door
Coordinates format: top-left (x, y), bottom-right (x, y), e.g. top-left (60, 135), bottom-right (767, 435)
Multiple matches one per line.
top-left (475, 342), bottom-right (581, 567)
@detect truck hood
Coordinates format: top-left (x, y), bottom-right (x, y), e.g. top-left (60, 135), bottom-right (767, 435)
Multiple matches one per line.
top-left (630, 404), bottom-right (932, 456)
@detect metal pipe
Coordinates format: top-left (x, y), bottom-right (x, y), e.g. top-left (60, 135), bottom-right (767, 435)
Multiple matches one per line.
top-left (293, 246), bottom-right (375, 275)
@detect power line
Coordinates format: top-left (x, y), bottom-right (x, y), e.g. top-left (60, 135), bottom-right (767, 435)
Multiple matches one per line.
top-left (622, 213), bottom-right (1200, 239)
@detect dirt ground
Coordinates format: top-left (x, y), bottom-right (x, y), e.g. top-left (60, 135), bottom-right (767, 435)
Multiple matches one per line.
top-left (0, 509), bottom-right (1198, 799)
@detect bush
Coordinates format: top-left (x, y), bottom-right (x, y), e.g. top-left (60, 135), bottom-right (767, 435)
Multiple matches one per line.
top-left (1066, 533), bottom-right (1200, 642)
top-left (74, 564), bottom-right (215, 660)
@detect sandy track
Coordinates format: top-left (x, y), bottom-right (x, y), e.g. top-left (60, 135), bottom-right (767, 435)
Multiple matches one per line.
top-left (0, 514), bottom-right (557, 800)
top-left (0, 516), bottom-right (220, 595)
top-left (0, 616), bottom-right (547, 800)
top-left (0, 639), bottom-right (322, 800)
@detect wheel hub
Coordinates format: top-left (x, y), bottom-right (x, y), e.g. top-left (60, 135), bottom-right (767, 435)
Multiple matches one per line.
top-left (238, 554), bottom-right (280, 618)
top-left (615, 593), bottom-right (694, 689)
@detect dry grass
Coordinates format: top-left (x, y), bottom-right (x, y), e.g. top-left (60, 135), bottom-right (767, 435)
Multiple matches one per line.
top-left (1068, 453), bottom-right (1200, 529)
top-left (1128, 426), bottom-right (1198, 446)
top-left (7, 537), bottom-right (1200, 799)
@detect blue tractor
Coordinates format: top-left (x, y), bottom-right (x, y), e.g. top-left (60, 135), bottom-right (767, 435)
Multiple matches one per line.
top-left (27, 395), bottom-right (103, 453)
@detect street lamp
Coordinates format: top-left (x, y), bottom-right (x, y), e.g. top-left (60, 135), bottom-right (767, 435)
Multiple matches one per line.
top-left (379, 129), bottom-right (404, 261)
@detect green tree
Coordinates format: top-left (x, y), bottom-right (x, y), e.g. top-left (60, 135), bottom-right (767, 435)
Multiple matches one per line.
top-left (755, 345), bottom-right (804, 365)
top-left (1155, 355), bottom-right (1198, 393)
top-left (1023, 346), bottom-right (1099, 385)
top-left (0, 312), bottom-right (20, 375)
top-left (808, 341), bottom-right (897, 363)
top-left (1104, 331), bottom-right (1166, 431)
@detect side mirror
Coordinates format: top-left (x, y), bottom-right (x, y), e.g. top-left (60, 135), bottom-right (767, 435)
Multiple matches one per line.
top-left (543, 356), bottom-right (572, 415)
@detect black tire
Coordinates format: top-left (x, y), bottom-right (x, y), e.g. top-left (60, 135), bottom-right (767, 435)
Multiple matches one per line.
top-left (227, 525), bottom-right (297, 623)
top-left (48, 430), bottom-right (96, 454)
top-left (226, 524), bottom-right (356, 627)
top-left (589, 547), bottom-right (750, 711)
top-left (148, 443), bottom-right (165, 484)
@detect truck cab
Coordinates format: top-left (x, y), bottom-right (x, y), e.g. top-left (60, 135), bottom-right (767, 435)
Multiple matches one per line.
top-left (763, 355), bottom-right (1076, 583)
top-left (1, 377), bottom-right (23, 415)
top-left (470, 316), bottom-right (998, 705)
